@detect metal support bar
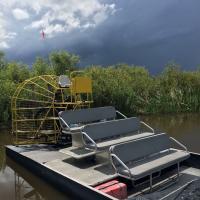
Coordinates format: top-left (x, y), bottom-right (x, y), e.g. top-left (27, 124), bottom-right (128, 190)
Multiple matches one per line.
top-left (170, 137), bottom-right (188, 151)
top-left (177, 162), bottom-right (180, 179)
top-left (110, 153), bottom-right (132, 179)
top-left (58, 115), bottom-right (70, 130)
top-left (81, 131), bottom-right (97, 151)
top-left (150, 174), bottom-right (153, 191)
top-left (116, 110), bottom-right (127, 119)
top-left (140, 121), bottom-right (155, 133)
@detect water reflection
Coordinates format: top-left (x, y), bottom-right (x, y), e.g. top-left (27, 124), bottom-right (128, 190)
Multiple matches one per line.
top-left (141, 113), bottom-right (200, 153)
top-left (14, 171), bottom-right (44, 200)
top-left (0, 130), bottom-right (70, 200)
top-left (0, 129), bottom-right (11, 171)
top-left (6, 158), bottom-right (69, 200)
top-left (0, 114), bottom-right (200, 199)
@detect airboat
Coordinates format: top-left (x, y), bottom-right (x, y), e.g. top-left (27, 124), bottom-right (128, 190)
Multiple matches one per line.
top-left (6, 72), bottom-right (200, 200)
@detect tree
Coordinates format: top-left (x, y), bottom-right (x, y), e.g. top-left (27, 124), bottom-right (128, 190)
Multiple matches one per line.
top-left (32, 57), bottom-right (51, 75)
top-left (0, 80), bottom-right (15, 123)
top-left (0, 51), bottom-right (6, 69)
top-left (49, 50), bottom-right (79, 75)
top-left (6, 62), bottom-right (30, 83)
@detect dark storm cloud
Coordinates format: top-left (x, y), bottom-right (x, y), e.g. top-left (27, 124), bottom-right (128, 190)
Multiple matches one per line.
top-left (73, 0), bottom-right (200, 73)
top-left (6, 0), bottom-right (200, 73)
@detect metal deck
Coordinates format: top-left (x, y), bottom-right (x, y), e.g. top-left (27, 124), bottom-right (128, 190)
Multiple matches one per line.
top-left (128, 165), bottom-right (200, 199)
top-left (6, 145), bottom-right (116, 186)
top-left (6, 144), bottom-right (200, 200)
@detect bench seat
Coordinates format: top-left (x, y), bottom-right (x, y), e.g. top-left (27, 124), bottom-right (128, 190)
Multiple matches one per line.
top-left (82, 117), bottom-right (154, 151)
top-left (110, 133), bottom-right (190, 189)
top-left (59, 132), bottom-right (154, 159)
top-left (59, 117), bottom-right (154, 159)
top-left (120, 149), bottom-right (190, 180)
top-left (96, 132), bottom-right (154, 149)
top-left (59, 106), bottom-right (122, 133)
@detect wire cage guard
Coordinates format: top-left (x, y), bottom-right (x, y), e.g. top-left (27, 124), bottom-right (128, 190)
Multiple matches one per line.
top-left (11, 73), bottom-right (93, 145)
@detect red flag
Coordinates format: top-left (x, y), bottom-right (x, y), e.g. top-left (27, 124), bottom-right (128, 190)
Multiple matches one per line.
top-left (41, 29), bottom-right (45, 39)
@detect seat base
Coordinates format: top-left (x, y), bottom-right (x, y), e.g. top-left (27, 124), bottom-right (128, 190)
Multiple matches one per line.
top-left (59, 146), bottom-right (98, 159)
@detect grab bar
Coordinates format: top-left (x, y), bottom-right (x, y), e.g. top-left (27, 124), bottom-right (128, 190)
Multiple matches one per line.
top-left (140, 121), bottom-right (155, 133)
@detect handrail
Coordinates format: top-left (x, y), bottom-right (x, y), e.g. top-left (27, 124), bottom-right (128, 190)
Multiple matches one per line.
top-left (81, 131), bottom-right (98, 151)
top-left (140, 121), bottom-right (154, 133)
top-left (110, 153), bottom-right (132, 179)
top-left (170, 137), bottom-right (188, 152)
top-left (116, 110), bottom-right (127, 119)
top-left (58, 116), bottom-right (70, 130)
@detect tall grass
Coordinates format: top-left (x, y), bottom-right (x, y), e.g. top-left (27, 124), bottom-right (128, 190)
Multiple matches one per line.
top-left (86, 64), bottom-right (200, 116)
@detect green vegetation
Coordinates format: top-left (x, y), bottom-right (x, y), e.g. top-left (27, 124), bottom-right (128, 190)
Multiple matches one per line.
top-left (0, 50), bottom-right (79, 124)
top-left (87, 64), bottom-right (200, 116)
top-left (1, 50), bottom-right (200, 125)
top-left (49, 51), bottom-right (80, 75)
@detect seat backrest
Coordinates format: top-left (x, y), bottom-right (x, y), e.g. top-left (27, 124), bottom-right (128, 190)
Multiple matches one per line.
top-left (58, 75), bottom-right (71, 88)
top-left (59, 106), bottom-right (116, 125)
top-left (111, 133), bottom-right (170, 163)
top-left (82, 117), bottom-right (140, 141)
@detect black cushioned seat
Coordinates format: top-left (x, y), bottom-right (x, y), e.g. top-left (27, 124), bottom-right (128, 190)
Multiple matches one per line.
top-left (110, 133), bottom-right (190, 188)
top-left (59, 106), bottom-right (119, 133)
top-left (82, 117), bottom-right (154, 150)
top-left (121, 150), bottom-right (189, 179)
top-left (60, 106), bottom-right (116, 124)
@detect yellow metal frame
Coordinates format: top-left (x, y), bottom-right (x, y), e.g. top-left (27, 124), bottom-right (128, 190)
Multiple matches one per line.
top-left (11, 73), bottom-right (93, 145)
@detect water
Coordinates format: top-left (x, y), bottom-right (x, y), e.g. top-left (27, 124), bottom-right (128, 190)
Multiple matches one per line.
top-left (0, 130), bottom-right (70, 200)
top-left (140, 113), bottom-right (200, 153)
top-left (0, 113), bottom-right (200, 200)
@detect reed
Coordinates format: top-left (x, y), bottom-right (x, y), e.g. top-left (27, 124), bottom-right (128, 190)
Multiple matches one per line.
top-left (86, 64), bottom-right (200, 116)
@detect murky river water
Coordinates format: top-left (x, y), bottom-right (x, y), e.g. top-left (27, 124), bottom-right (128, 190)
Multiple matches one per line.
top-left (0, 113), bottom-right (200, 200)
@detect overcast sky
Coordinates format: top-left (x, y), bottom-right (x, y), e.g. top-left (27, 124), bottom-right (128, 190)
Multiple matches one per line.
top-left (1, 0), bottom-right (200, 73)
